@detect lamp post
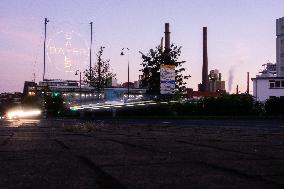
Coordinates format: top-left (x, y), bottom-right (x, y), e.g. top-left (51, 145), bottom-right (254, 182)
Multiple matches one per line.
top-left (75, 70), bottom-right (81, 104)
top-left (89, 22), bottom-right (93, 81)
top-left (43, 18), bottom-right (49, 81)
top-left (120, 48), bottom-right (130, 100)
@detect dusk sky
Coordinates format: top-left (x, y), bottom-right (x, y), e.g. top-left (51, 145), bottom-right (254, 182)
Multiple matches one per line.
top-left (1, 0), bottom-right (284, 93)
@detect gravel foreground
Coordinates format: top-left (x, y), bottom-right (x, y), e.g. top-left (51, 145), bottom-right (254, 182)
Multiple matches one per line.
top-left (0, 118), bottom-right (284, 189)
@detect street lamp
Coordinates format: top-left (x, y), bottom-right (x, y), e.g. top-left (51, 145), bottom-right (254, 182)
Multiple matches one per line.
top-left (75, 70), bottom-right (82, 104)
top-left (120, 48), bottom-right (130, 100)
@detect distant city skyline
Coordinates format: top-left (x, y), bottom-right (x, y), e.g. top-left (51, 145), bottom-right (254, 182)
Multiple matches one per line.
top-left (1, 0), bottom-right (284, 93)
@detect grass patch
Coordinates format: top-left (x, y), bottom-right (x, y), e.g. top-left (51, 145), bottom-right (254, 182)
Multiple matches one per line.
top-left (63, 121), bottom-right (105, 132)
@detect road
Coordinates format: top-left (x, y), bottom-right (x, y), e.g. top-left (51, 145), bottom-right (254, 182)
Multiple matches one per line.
top-left (0, 118), bottom-right (284, 188)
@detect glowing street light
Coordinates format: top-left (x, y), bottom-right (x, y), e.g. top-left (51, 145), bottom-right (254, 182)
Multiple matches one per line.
top-left (120, 47), bottom-right (130, 100)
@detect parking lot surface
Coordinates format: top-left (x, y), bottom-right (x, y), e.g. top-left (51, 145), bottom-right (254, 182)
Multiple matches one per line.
top-left (0, 118), bottom-right (284, 188)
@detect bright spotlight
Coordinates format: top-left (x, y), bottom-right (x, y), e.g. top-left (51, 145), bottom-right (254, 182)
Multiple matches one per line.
top-left (7, 109), bottom-right (41, 119)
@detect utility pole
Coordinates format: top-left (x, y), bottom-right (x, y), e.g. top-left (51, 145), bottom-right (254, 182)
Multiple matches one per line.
top-left (120, 48), bottom-right (130, 100)
top-left (128, 60), bottom-right (130, 99)
top-left (89, 22), bottom-right (93, 81)
top-left (98, 47), bottom-right (101, 96)
top-left (43, 18), bottom-right (49, 81)
top-left (79, 72), bottom-right (81, 104)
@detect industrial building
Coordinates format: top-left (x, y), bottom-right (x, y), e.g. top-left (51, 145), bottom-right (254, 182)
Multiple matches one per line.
top-left (23, 79), bottom-right (98, 105)
top-left (252, 17), bottom-right (284, 101)
top-left (208, 69), bottom-right (225, 92)
top-left (23, 79), bottom-right (146, 105)
top-left (0, 92), bottom-right (22, 106)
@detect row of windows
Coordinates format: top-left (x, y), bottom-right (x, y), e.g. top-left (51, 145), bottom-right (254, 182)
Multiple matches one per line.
top-left (269, 80), bottom-right (284, 88)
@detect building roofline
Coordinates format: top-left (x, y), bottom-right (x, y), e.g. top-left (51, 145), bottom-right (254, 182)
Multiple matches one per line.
top-left (251, 77), bottom-right (284, 80)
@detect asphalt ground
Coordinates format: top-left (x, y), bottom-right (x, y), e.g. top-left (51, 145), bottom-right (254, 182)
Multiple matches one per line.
top-left (0, 118), bottom-right (284, 189)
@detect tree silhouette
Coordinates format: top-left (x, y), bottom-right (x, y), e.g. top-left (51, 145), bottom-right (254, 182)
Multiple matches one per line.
top-left (84, 46), bottom-right (116, 94)
top-left (140, 44), bottom-right (190, 96)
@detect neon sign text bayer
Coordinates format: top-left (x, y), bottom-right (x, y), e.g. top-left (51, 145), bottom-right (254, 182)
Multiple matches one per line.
top-left (47, 31), bottom-right (89, 73)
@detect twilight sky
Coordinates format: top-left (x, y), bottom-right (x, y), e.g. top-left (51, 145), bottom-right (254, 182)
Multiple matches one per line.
top-left (0, 0), bottom-right (284, 93)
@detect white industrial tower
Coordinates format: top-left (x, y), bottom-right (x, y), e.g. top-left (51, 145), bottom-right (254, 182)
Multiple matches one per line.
top-left (276, 17), bottom-right (284, 76)
top-left (252, 17), bottom-right (284, 101)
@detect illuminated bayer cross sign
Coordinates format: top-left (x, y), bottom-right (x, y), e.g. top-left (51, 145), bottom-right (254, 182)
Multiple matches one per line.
top-left (47, 31), bottom-right (89, 73)
top-left (160, 65), bottom-right (176, 94)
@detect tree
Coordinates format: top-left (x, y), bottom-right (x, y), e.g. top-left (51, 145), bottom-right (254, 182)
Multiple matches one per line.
top-left (44, 93), bottom-right (65, 117)
top-left (201, 94), bottom-right (256, 116)
top-left (0, 104), bottom-right (5, 116)
top-left (84, 46), bottom-right (116, 93)
top-left (265, 97), bottom-right (284, 115)
top-left (140, 44), bottom-right (190, 96)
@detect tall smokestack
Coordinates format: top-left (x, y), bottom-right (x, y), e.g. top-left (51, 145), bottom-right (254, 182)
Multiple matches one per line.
top-left (202, 27), bottom-right (209, 91)
top-left (236, 85), bottom-right (239, 94)
top-left (165, 23), bottom-right (170, 51)
top-left (160, 37), bottom-right (164, 52)
top-left (247, 72), bottom-right (250, 94)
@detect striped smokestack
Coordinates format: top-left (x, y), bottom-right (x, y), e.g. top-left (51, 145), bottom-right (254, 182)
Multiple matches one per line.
top-left (165, 23), bottom-right (170, 51)
top-left (202, 27), bottom-right (209, 91)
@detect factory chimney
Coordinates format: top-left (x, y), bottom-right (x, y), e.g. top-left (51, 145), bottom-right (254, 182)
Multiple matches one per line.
top-left (165, 23), bottom-right (171, 51)
top-left (160, 37), bottom-right (164, 52)
top-left (202, 27), bottom-right (209, 91)
top-left (246, 72), bottom-right (250, 94)
top-left (236, 85), bottom-right (239, 94)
